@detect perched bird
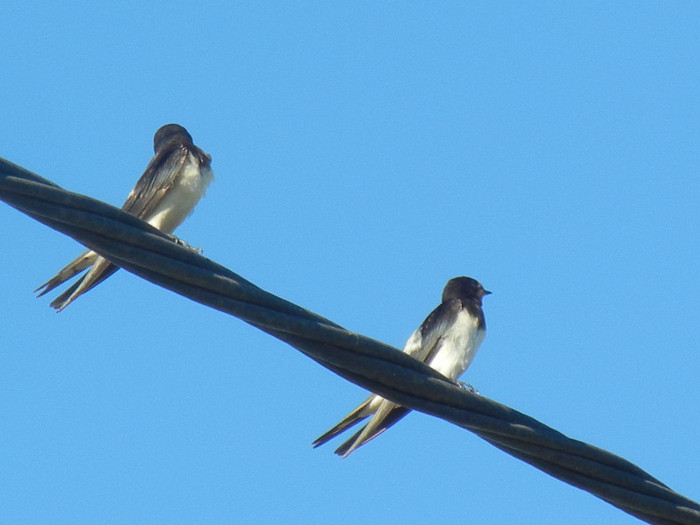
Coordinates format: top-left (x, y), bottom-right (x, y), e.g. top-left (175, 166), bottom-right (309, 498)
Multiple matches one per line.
top-left (36, 124), bottom-right (213, 311)
top-left (313, 276), bottom-right (490, 457)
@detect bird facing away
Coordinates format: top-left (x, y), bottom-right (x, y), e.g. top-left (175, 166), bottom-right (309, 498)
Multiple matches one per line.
top-left (36, 124), bottom-right (214, 311)
top-left (313, 276), bottom-right (490, 457)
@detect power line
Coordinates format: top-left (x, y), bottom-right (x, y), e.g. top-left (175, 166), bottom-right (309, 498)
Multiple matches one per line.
top-left (1, 157), bottom-right (698, 525)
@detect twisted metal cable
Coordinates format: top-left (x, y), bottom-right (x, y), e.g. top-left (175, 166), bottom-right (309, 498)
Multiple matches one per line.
top-left (1, 156), bottom-right (698, 525)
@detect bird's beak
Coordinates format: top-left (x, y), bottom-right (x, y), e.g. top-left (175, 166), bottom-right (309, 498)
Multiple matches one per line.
top-left (483, 289), bottom-right (492, 296)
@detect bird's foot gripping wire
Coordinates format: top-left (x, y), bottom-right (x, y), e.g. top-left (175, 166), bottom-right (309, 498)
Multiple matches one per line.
top-left (457, 382), bottom-right (479, 395)
top-left (169, 235), bottom-right (203, 254)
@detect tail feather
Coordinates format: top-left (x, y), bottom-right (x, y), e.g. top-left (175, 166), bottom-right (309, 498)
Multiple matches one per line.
top-left (312, 396), bottom-right (374, 449)
top-left (35, 250), bottom-right (97, 297)
top-left (335, 404), bottom-right (411, 457)
top-left (49, 257), bottom-right (119, 311)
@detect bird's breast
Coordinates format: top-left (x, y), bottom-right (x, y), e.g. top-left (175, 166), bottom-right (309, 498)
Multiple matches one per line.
top-left (147, 154), bottom-right (213, 233)
top-left (427, 310), bottom-right (485, 381)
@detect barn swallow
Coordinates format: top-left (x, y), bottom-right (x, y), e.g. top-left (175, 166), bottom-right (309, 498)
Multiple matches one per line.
top-left (313, 276), bottom-right (490, 457)
top-left (36, 124), bottom-right (213, 311)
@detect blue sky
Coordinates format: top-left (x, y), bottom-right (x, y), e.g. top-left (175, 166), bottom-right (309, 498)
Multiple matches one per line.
top-left (1, 3), bottom-right (698, 524)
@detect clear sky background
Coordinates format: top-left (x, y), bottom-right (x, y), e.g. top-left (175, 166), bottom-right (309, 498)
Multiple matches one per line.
top-left (1, 3), bottom-right (698, 524)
